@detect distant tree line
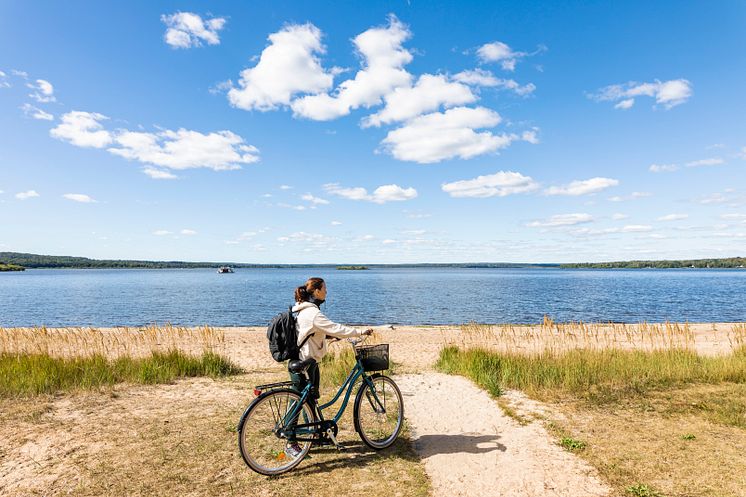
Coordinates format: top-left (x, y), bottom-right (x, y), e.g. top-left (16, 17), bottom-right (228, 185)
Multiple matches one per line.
top-left (561, 257), bottom-right (746, 269)
top-left (0, 262), bottom-right (25, 271)
top-left (0, 252), bottom-right (564, 269)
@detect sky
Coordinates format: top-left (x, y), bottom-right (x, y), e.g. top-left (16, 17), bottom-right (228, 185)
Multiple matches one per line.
top-left (1, 1), bottom-right (745, 264)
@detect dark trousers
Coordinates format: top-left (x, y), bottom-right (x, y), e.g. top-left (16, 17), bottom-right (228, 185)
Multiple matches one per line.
top-left (287, 363), bottom-right (320, 442)
top-left (289, 362), bottom-right (320, 400)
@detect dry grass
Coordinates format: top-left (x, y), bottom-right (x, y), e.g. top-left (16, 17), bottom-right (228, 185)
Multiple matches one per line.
top-left (0, 326), bottom-right (239, 397)
top-left (0, 372), bottom-right (429, 497)
top-left (542, 384), bottom-right (746, 497)
top-left (459, 319), bottom-right (706, 354)
top-left (439, 321), bottom-right (746, 497)
top-left (0, 328), bottom-right (428, 496)
top-left (0, 324), bottom-right (227, 359)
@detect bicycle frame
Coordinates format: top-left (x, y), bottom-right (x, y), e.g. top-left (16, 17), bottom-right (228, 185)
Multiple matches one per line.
top-left (279, 356), bottom-right (385, 439)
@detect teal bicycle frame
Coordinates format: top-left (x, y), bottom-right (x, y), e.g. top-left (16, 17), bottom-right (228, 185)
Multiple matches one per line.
top-left (280, 355), bottom-right (385, 440)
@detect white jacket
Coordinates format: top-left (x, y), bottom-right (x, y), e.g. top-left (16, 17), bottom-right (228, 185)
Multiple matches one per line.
top-left (292, 301), bottom-right (363, 362)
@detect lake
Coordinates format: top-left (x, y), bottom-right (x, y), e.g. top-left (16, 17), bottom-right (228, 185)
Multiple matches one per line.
top-left (1, 267), bottom-right (745, 327)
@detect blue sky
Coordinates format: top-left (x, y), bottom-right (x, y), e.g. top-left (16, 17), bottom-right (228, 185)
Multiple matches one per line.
top-left (1, 1), bottom-right (745, 264)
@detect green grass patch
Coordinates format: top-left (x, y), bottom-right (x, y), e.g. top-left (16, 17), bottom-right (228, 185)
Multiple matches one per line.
top-left (0, 350), bottom-right (242, 397)
top-left (559, 436), bottom-right (586, 451)
top-left (625, 483), bottom-right (662, 497)
top-left (436, 345), bottom-right (746, 402)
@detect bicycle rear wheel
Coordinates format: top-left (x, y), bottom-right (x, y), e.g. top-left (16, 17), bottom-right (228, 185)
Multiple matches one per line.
top-left (237, 389), bottom-right (315, 475)
top-left (353, 374), bottom-right (404, 450)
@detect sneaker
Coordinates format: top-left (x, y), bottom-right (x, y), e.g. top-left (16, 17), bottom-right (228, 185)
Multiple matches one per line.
top-left (285, 442), bottom-right (303, 459)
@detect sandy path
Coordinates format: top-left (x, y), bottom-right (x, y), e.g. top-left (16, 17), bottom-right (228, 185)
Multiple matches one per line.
top-left (396, 373), bottom-right (610, 497)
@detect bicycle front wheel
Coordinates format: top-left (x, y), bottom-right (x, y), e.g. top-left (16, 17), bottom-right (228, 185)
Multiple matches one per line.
top-left (237, 389), bottom-right (315, 475)
top-left (353, 374), bottom-right (404, 450)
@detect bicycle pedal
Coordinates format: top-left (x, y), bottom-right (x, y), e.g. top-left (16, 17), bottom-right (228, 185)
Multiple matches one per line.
top-left (326, 428), bottom-right (344, 450)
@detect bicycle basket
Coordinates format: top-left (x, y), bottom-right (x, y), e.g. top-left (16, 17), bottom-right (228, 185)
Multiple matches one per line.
top-left (356, 344), bottom-right (389, 371)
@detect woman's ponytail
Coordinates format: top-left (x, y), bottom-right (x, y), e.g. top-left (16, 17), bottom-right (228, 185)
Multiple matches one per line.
top-left (294, 285), bottom-right (309, 303)
top-left (294, 277), bottom-right (325, 303)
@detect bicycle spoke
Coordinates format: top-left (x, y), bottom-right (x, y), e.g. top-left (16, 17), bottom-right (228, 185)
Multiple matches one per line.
top-left (354, 376), bottom-right (403, 450)
top-left (238, 390), bottom-right (314, 475)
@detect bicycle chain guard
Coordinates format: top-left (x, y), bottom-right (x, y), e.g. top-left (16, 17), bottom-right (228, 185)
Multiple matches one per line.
top-left (314, 420), bottom-right (338, 446)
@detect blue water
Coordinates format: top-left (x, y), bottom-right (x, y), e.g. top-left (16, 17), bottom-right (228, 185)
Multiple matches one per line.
top-left (0, 268), bottom-right (745, 327)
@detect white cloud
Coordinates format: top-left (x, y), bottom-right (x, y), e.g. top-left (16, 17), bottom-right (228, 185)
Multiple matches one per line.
top-left (544, 177), bottom-right (619, 196)
top-left (161, 12), bottom-right (226, 49)
top-left (0, 70), bottom-right (10, 88)
top-left (611, 213), bottom-right (628, 220)
top-left (657, 213), bottom-right (688, 221)
top-left (15, 190), bottom-right (40, 200)
top-left (527, 213), bottom-right (594, 228)
top-left (382, 239), bottom-right (397, 244)
top-left (618, 224), bottom-right (653, 232)
top-left (180, 229), bottom-right (197, 235)
top-left (453, 69), bottom-right (536, 96)
top-left (442, 170), bottom-right (539, 198)
top-left (108, 128), bottom-right (259, 171)
top-left (590, 79), bottom-right (693, 109)
top-left (476, 41), bottom-right (545, 71)
top-left (278, 203), bottom-right (307, 211)
top-left (362, 74), bottom-right (475, 127)
top-left (649, 163), bottom-right (679, 173)
top-left (11, 69), bottom-right (28, 78)
top-left (381, 106), bottom-right (531, 163)
top-left (301, 193), bottom-right (330, 205)
top-left (685, 157), bottom-right (724, 168)
top-left (331, 220), bottom-right (342, 226)
top-left (279, 185), bottom-right (293, 190)
top-left (721, 213), bottom-right (746, 220)
top-left (324, 183), bottom-right (417, 204)
top-left (20, 103), bottom-right (53, 120)
top-left (292, 15), bottom-right (413, 121)
top-left (614, 98), bottom-right (634, 110)
top-left (27, 79), bottom-right (55, 103)
top-left (62, 193), bottom-right (96, 203)
top-left (571, 224), bottom-right (653, 236)
top-left (608, 192), bottom-right (652, 202)
top-left (153, 230), bottom-right (173, 236)
top-left (228, 23), bottom-right (335, 111)
top-left (50, 111), bottom-right (112, 148)
top-left (52, 110), bottom-right (259, 177)
top-left (143, 167), bottom-right (178, 180)
top-left (277, 232), bottom-right (333, 245)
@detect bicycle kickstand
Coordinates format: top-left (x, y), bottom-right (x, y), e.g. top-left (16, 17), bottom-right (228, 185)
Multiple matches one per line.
top-left (326, 428), bottom-right (344, 451)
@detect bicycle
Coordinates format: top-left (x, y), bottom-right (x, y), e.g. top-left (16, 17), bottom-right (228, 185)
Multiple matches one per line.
top-left (237, 337), bottom-right (404, 475)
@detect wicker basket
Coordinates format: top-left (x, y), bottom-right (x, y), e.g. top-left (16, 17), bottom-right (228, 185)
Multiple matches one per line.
top-left (356, 344), bottom-right (389, 371)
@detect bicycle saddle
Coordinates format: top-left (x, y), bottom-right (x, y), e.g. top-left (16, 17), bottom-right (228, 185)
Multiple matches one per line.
top-left (288, 357), bottom-right (317, 373)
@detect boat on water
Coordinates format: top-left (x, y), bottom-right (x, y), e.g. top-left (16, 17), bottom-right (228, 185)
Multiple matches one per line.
top-left (217, 266), bottom-right (234, 274)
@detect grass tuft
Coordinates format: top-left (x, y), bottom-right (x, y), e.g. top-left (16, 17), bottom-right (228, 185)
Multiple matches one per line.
top-left (625, 483), bottom-right (662, 497)
top-left (559, 437), bottom-right (586, 451)
top-left (436, 345), bottom-right (746, 402)
top-left (0, 350), bottom-right (242, 397)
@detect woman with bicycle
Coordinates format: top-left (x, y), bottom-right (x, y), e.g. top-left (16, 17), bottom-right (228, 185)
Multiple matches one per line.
top-left (237, 276), bottom-right (402, 475)
top-left (290, 277), bottom-right (373, 402)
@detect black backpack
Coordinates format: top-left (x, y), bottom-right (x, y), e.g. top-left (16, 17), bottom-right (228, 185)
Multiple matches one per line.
top-left (266, 306), bottom-right (313, 362)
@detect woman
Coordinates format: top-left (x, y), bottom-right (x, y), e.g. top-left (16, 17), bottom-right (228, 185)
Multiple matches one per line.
top-left (286, 277), bottom-right (371, 457)
top-left (290, 277), bottom-right (372, 398)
